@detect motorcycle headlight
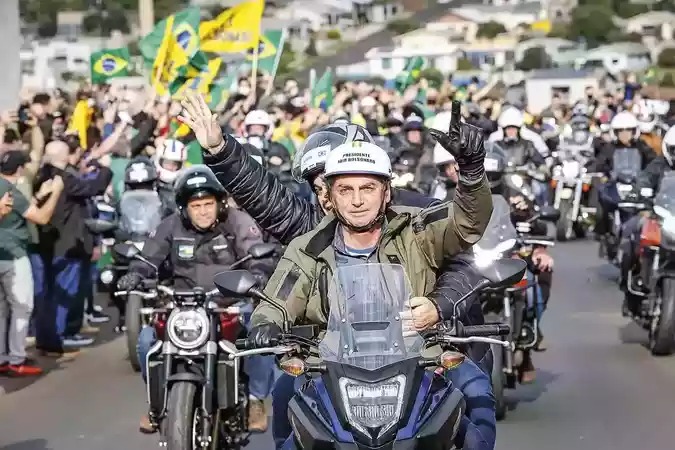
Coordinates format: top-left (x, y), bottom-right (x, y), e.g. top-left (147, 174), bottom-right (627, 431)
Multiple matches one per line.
top-left (166, 308), bottom-right (210, 350)
top-left (509, 174), bottom-right (524, 188)
top-left (616, 183), bottom-right (633, 200)
top-left (133, 241), bottom-right (145, 251)
top-left (561, 161), bottom-right (580, 179)
top-left (100, 269), bottom-right (114, 285)
top-left (339, 375), bottom-right (406, 438)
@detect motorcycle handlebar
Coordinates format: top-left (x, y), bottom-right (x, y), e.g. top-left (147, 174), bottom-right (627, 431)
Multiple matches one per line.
top-left (157, 285), bottom-right (220, 298)
top-left (114, 290), bottom-right (157, 299)
top-left (462, 324), bottom-right (511, 337)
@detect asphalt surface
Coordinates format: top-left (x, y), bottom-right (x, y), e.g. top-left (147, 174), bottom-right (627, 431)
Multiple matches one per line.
top-left (2, 240), bottom-right (675, 449)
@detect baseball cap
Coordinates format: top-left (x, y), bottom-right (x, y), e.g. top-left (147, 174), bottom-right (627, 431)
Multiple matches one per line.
top-left (0, 150), bottom-right (30, 175)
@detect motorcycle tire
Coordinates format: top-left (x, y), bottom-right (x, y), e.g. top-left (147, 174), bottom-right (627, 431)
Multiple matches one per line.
top-left (649, 278), bottom-right (675, 356)
top-left (165, 381), bottom-right (199, 450)
top-left (126, 294), bottom-right (142, 372)
top-left (491, 342), bottom-right (507, 421)
top-left (555, 200), bottom-right (574, 241)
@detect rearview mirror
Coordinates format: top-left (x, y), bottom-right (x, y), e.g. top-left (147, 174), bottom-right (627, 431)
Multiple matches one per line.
top-left (213, 270), bottom-right (258, 297)
top-left (113, 242), bottom-right (140, 259)
top-left (538, 205), bottom-right (560, 222)
top-left (477, 258), bottom-right (527, 288)
top-left (84, 218), bottom-right (117, 234)
top-left (248, 243), bottom-right (277, 259)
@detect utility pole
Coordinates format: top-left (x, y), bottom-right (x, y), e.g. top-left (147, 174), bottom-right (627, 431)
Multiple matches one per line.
top-left (139, 0), bottom-right (155, 37)
top-left (0, 0), bottom-right (20, 110)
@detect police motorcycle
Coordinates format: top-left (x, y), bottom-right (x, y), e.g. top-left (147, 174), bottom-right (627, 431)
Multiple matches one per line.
top-left (599, 147), bottom-right (644, 263)
top-left (473, 195), bottom-right (558, 420)
top-left (624, 175), bottom-right (675, 355)
top-left (115, 241), bottom-right (277, 449)
top-left (390, 147), bottom-right (425, 194)
top-left (551, 122), bottom-right (601, 240)
top-left (214, 260), bottom-right (526, 450)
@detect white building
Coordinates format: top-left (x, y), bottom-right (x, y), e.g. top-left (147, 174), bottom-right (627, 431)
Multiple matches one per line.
top-left (453, 3), bottom-right (546, 31)
top-left (515, 37), bottom-right (579, 62)
top-left (575, 42), bottom-right (652, 75)
top-left (21, 40), bottom-right (92, 90)
top-left (621, 11), bottom-right (675, 42)
top-left (525, 69), bottom-right (598, 114)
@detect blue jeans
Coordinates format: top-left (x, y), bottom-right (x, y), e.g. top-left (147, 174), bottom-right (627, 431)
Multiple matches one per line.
top-left (35, 257), bottom-right (82, 352)
top-left (272, 358), bottom-right (496, 450)
top-left (532, 180), bottom-right (550, 206)
top-left (137, 307), bottom-right (277, 400)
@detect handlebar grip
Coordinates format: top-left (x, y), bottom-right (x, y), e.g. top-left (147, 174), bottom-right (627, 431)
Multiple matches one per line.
top-left (463, 324), bottom-right (511, 337)
top-left (235, 339), bottom-right (250, 350)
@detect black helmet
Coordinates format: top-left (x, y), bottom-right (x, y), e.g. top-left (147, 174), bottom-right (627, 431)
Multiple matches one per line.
top-left (174, 165), bottom-right (227, 209)
top-left (292, 122), bottom-right (374, 182)
top-left (484, 142), bottom-right (507, 190)
top-left (124, 156), bottom-right (158, 186)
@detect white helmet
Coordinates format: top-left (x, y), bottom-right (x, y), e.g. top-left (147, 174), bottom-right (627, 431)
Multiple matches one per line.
top-left (324, 141), bottom-right (392, 179)
top-left (498, 107), bottom-right (524, 129)
top-left (244, 110), bottom-right (274, 139)
top-left (637, 112), bottom-right (656, 134)
top-left (610, 111), bottom-right (640, 141)
top-left (155, 139), bottom-right (187, 183)
top-left (663, 126), bottom-right (675, 167)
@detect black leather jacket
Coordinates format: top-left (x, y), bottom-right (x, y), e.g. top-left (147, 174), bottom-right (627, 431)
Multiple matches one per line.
top-left (204, 135), bottom-right (491, 363)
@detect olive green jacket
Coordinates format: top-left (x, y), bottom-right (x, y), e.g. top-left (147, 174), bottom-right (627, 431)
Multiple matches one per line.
top-left (250, 176), bottom-right (493, 328)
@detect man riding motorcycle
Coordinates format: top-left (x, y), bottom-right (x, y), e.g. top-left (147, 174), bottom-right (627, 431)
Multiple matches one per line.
top-left (116, 165), bottom-right (276, 434)
top-left (153, 139), bottom-right (186, 212)
top-left (248, 136), bottom-right (495, 450)
top-left (178, 93), bottom-right (495, 448)
top-left (619, 126), bottom-right (675, 315)
top-left (593, 111), bottom-right (655, 247)
top-left (488, 106), bottom-right (549, 158)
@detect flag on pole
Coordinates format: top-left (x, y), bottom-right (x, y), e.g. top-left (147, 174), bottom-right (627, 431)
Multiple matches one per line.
top-left (200, 0), bottom-right (265, 54)
top-left (395, 57), bottom-right (424, 92)
top-left (67, 100), bottom-right (92, 149)
top-left (311, 70), bottom-right (334, 109)
top-left (90, 48), bottom-right (130, 84)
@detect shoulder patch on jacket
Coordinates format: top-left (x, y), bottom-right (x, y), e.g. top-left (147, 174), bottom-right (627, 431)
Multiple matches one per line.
top-left (413, 204), bottom-right (449, 234)
top-left (277, 265), bottom-right (301, 300)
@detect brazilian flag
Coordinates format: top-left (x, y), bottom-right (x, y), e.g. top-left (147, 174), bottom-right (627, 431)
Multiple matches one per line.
top-left (395, 56), bottom-right (424, 93)
top-left (90, 48), bottom-right (130, 84)
top-left (311, 70), bottom-right (333, 109)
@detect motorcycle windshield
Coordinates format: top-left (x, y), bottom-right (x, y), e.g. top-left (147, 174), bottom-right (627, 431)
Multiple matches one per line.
top-left (119, 190), bottom-right (163, 235)
top-left (654, 174), bottom-right (675, 216)
top-left (474, 195), bottom-right (517, 252)
top-left (612, 148), bottom-right (641, 181)
top-left (319, 263), bottom-right (424, 371)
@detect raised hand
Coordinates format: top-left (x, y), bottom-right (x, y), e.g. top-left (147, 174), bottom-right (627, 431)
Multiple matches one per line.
top-left (178, 92), bottom-right (224, 154)
top-left (428, 100), bottom-right (486, 183)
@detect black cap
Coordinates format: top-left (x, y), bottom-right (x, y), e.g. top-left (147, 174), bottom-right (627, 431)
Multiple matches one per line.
top-left (0, 150), bottom-right (30, 175)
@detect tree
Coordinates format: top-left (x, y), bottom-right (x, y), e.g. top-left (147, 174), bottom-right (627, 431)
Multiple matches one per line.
top-left (37, 20), bottom-right (58, 38)
top-left (476, 21), bottom-right (507, 39)
top-left (661, 72), bottom-right (675, 87)
top-left (658, 48), bottom-right (675, 68)
top-left (419, 67), bottom-right (444, 88)
top-left (566, 5), bottom-right (620, 47)
top-left (305, 35), bottom-right (318, 57)
top-left (82, 7), bottom-right (130, 35)
top-left (456, 58), bottom-right (475, 71)
top-left (516, 47), bottom-right (552, 71)
top-left (386, 18), bottom-right (418, 35)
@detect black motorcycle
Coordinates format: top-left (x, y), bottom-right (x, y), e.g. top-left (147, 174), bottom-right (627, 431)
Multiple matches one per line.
top-left (213, 259), bottom-right (527, 449)
top-left (117, 242), bottom-right (276, 450)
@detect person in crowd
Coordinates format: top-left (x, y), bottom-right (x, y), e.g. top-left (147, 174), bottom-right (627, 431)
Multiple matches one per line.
top-left (0, 149), bottom-right (64, 375)
top-left (34, 140), bottom-right (112, 356)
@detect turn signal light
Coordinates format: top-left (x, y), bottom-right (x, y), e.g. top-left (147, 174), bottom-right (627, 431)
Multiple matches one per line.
top-left (513, 272), bottom-right (528, 288)
top-left (279, 357), bottom-right (307, 377)
top-left (582, 183), bottom-right (591, 193)
top-left (438, 351), bottom-right (465, 370)
top-left (550, 180), bottom-right (557, 189)
top-left (640, 218), bottom-right (661, 249)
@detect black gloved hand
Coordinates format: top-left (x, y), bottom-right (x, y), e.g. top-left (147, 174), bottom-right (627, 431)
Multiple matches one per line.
top-left (428, 101), bottom-right (486, 185)
top-left (246, 323), bottom-right (282, 349)
top-left (117, 272), bottom-right (143, 291)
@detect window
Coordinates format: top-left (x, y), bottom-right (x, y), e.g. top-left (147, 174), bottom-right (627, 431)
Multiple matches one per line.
top-left (20, 59), bottom-right (35, 74)
top-left (382, 57), bottom-right (392, 69)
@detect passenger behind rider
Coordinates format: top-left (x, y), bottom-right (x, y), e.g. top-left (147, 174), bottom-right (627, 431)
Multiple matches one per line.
top-left (484, 144), bottom-right (554, 378)
top-left (116, 166), bottom-right (277, 435)
top-left (248, 134), bottom-right (495, 450)
top-left (153, 138), bottom-right (187, 213)
top-left (619, 125), bottom-right (675, 316)
top-left (592, 111), bottom-right (655, 242)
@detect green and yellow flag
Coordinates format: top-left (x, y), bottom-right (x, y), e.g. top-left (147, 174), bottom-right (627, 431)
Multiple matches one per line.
top-left (200, 0), bottom-right (264, 54)
top-left (396, 56), bottom-right (424, 92)
top-left (246, 29), bottom-right (287, 77)
top-left (90, 48), bottom-right (130, 84)
top-left (170, 58), bottom-right (223, 100)
top-left (140, 7), bottom-right (207, 95)
top-left (311, 70), bottom-right (334, 109)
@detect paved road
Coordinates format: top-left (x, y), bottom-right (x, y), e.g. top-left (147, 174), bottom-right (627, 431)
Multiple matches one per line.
top-left (2, 240), bottom-right (675, 450)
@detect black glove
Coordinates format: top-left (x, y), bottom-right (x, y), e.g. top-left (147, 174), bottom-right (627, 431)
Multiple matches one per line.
top-left (246, 323), bottom-right (282, 349)
top-left (117, 272), bottom-right (143, 291)
top-left (428, 101), bottom-right (486, 184)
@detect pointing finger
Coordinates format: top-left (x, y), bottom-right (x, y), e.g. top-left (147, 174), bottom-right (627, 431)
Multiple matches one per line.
top-left (450, 100), bottom-right (461, 136)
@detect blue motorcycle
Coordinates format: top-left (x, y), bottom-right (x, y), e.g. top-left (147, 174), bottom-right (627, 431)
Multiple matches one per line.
top-left (214, 260), bottom-right (526, 449)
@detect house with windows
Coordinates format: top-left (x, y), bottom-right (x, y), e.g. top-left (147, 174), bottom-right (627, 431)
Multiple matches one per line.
top-left (525, 68), bottom-right (598, 114)
top-left (621, 11), bottom-right (675, 42)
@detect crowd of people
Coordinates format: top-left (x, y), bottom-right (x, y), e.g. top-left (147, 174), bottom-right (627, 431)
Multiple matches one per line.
top-left (0, 68), bottom-right (674, 450)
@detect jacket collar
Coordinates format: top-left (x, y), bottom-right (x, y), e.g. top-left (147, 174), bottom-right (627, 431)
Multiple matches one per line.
top-left (303, 208), bottom-right (410, 259)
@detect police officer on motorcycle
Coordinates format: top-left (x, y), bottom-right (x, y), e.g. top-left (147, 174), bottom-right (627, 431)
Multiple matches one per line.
top-left (123, 156), bottom-right (174, 218)
top-left (116, 165), bottom-right (276, 434)
top-left (593, 111), bottom-right (655, 249)
top-left (619, 126), bottom-right (675, 315)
